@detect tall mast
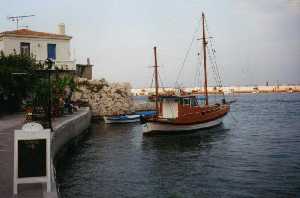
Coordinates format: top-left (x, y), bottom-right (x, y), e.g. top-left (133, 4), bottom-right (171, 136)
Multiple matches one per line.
top-left (153, 46), bottom-right (159, 113)
top-left (202, 12), bottom-right (209, 105)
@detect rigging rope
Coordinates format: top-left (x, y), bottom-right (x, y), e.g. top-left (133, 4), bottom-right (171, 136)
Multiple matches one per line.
top-left (168, 16), bottom-right (227, 102)
top-left (158, 71), bottom-right (165, 91)
top-left (207, 48), bottom-right (222, 87)
top-left (204, 16), bottom-right (226, 99)
top-left (204, 18), bottom-right (222, 87)
top-left (149, 70), bottom-right (155, 89)
top-left (195, 40), bottom-right (203, 88)
top-left (193, 57), bottom-right (203, 88)
top-left (175, 27), bottom-right (199, 87)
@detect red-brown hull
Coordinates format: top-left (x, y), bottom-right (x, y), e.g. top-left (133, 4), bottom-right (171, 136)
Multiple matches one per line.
top-left (143, 103), bottom-right (230, 133)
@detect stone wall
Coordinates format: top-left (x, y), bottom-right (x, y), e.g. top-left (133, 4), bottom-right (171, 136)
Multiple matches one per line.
top-left (72, 78), bottom-right (134, 116)
top-left (76, 64), bottom-right (93, 80)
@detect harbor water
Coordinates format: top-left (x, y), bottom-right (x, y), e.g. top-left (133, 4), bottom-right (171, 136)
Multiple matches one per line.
top-left (56, 93), bottom-right (300, 198)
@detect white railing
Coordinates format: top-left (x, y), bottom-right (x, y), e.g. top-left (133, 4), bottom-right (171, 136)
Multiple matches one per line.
top-left (37, 59), bottom-right (76, 70)
top-left (54, 60), bottom-right (76, 70)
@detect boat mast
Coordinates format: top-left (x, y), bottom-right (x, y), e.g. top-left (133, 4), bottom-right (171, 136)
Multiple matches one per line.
top-left (153, 46), bottom-right (159, 113)
top-left (202, 12), bottom-right (209, 105)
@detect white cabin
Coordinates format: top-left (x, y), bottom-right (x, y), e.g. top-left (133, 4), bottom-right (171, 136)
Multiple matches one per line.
top-left (160, 96), bottom-right (179, 119)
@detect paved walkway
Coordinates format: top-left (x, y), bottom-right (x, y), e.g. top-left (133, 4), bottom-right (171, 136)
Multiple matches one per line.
top-left (0, 113), bottom-right (24, 198)
top-left (0, 109), bottom-right (90, 198)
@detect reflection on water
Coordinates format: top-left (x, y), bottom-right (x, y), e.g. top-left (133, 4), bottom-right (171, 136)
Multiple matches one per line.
top-left (142, 124), bottom-right (228, 153)
top-left (57, 94), bottom-right (300, 198)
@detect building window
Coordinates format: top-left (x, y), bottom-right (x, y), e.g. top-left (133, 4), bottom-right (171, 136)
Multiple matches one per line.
top-left (20, 42), bottom-right (30, 56)
top-left (47, 44), bottom-right (56, 60)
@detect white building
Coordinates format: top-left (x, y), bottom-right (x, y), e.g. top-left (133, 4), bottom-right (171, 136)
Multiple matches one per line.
top-left (0, 24), bottom-right (75, 70)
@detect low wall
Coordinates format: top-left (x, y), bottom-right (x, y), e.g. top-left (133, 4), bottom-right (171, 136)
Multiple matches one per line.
top-left (51, 107), bottom-right (92, 157)
top-left (50, 107), bottom-right (92, 198)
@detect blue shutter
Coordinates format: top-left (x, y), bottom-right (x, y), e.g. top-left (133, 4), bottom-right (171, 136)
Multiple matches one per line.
top-left (47, 44), bottom-right (56, 60)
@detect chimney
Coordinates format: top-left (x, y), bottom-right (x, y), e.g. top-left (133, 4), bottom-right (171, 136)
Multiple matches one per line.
top-left (58, 23), bottom-right (65, 35)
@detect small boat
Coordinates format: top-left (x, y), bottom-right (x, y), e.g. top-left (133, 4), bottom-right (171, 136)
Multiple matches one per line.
top-left (104, 114), bottom-right (140, 124)
top-left (143, 13), bottom-right (230, 134)
top-left (135, 111), bottom-right (157, 118)
top-left (227, 99), bottom-right (237, 104)
top-left (104, 111), bottom-right (157, 124)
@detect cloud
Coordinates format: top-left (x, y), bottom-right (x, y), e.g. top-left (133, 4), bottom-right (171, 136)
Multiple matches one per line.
top-left (288, 0), bottom-right (300, 7)
top-left (288, 0), bottom-right (300, 13)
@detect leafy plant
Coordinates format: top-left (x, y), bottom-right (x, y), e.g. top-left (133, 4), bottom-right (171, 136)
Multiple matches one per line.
top-left (0, 51), bottom-right (78, 118)
top-left (0, 52), bottom-right (39, 113)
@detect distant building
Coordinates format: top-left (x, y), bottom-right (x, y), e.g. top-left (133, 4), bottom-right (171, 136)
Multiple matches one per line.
top-left (0, 23), bottom-right (75, 70)
top-left (76, 58), bottom-right (93, 80)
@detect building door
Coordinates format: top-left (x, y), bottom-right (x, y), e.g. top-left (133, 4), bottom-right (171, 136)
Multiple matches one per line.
top-left (47, 44), bottom-right (56, 60)
top-left (20, 42), bottom-right (30, 56)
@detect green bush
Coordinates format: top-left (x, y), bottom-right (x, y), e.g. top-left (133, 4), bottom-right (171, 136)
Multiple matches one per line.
top-left (0, 51), bottom-right (78, 118)
top-left (0, 52), bottom-right (40, 114)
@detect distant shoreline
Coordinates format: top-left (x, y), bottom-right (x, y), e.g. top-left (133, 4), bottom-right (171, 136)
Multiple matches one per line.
top-left (131, 85), bottom-right (300, 96)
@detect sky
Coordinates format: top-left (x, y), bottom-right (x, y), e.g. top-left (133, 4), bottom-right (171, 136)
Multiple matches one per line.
top-left (1, 0), bottom-right (300, 88)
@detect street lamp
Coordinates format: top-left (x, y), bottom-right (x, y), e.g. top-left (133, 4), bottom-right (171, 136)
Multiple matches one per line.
top-left (45, 58), bottom-right (53, 131)
top-left (11, 72), bottom-right (29, 114)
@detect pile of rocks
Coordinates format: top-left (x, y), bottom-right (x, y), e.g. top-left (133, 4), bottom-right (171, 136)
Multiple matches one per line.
top-left (72, 78), bottom-right (134, 116)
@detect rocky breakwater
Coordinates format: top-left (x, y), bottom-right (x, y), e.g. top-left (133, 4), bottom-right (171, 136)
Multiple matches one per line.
top-left (72, 78), bottom-right (135, 117)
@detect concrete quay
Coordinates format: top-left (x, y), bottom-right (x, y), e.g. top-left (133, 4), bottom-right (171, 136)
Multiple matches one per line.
top-left (0, 107), bottom-right (92, 198)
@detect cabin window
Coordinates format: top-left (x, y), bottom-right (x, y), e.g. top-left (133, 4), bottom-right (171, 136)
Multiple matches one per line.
top-left (179, 98), bottom-right (183, 105)
top-left (191, 98), bottom-right (198, 106)
top-left (20, 42), bottom-right (30, 56)
top-left (183, 98), bottom-right (190, 106)
top-left (47, 44), bottom-right (56, 60)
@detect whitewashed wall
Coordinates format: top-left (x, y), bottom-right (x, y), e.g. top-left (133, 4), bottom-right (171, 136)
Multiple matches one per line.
top-left (0, 36), bottom-right (74, 70)
top-left (0, 38), bottom-right (4, 52)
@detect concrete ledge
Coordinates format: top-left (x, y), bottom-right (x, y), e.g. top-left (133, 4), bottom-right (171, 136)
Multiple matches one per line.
top-left (50, 107), bottom-right (91, 198)
top-left (51, 107), bottom-right (92, 157)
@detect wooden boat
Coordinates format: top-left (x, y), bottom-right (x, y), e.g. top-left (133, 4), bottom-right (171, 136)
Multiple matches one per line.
top-left (135, 110), bottom-right (157, 118)
top-left (143, 13), bottom-right (230, 134)
top-left (104, 111), bottom-right (156, 124)
top-left (104, 114), bottom-right (140, 124)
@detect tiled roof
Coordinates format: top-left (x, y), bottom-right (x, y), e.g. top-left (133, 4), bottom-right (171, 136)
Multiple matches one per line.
top-left (0, 29), bottom-right (72, 40)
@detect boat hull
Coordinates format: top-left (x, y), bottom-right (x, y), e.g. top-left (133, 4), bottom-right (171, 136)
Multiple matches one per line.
top-left (104, 115), bottom-right (140, 124)
top-left (143, 116), bottom-right (224, 134)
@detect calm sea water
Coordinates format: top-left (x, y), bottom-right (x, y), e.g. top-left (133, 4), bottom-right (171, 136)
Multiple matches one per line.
top-left (56, 94), bottom-right (300, 198)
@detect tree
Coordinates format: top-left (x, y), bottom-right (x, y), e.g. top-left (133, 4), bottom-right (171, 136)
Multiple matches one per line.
top-left (0, 51), bottom-right (40, 114)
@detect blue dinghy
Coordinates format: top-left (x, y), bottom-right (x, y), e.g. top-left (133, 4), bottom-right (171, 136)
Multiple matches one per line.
top-left (104, 111), bottom-right (156, 124)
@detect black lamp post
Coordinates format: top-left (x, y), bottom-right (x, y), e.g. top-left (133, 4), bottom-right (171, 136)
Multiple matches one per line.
top-left (45, 58), bottom-right (53, 131)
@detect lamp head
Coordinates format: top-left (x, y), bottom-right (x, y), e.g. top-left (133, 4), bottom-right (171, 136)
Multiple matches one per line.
top-left (45, 58), bottom-right (54, 70)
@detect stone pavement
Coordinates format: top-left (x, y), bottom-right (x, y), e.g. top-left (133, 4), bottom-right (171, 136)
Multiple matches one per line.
top-left (0, 113), bottom-right (24, 198)
top-left (0, 108), bottom-right (91, 198)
